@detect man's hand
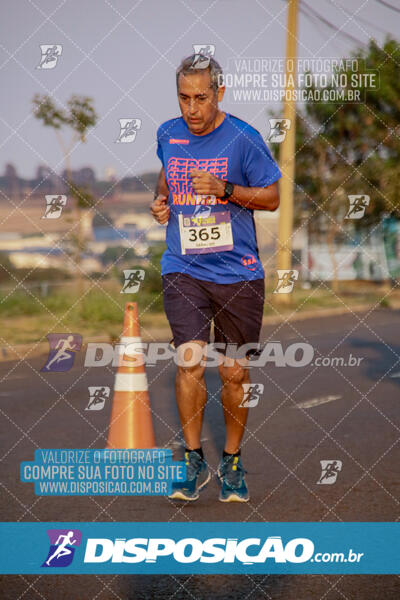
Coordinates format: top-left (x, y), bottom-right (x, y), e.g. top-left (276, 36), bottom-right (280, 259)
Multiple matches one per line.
top-left (190, 169), bottom-right (226, 197)
top-left (150, 194), bottom-right (170, 224)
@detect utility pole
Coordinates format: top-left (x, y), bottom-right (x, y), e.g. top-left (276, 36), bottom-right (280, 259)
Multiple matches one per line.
top-left (276, 0), bottom-right (299, 304)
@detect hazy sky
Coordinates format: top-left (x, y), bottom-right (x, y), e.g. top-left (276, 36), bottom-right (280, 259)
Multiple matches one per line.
top-left (0, 0), bottom-right (399, 180)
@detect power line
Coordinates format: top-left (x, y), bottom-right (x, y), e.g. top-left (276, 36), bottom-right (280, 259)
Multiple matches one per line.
top-left (327, 0), bottom-right (390, 36)
top-left (301, 0), bottom-right (367, 47)
top-left (300, 4), bottom-right (345, 54)
top-left (374, 0), bottom-right (400, 14)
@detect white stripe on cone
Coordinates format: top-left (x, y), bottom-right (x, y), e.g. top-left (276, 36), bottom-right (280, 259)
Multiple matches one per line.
top-left (117, 336), bottom-right (144, 358)
top-left (115, 372), bottom-right (148, 392)
top-left (120, 336), bottom-right (142, 344)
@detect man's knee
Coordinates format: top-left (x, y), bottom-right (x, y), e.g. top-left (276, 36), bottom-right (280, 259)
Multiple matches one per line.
top-left (177, 363), bottom-right (205, 381)
top-left (176, 341), bottom-right (206, 381)
top-left (176, 340), bottom-right (206, 368)
top-left (218, 361), bottom-right (248, 385)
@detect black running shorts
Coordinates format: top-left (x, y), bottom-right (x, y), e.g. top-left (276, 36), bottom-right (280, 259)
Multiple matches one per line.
top-left (162, 272), bottom-right (265, 350)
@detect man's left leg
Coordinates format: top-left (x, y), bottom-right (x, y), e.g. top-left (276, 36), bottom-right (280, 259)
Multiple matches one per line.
top-left (211, 277), bottom-right (265, 502)
top-left (218, 359), bottom-right (250, 454)
top-left (217, 357), bottom-right (251, 502)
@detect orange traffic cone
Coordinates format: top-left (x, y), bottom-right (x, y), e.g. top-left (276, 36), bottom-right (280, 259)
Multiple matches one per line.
top-left (106, 302), bottom-right (156, 449)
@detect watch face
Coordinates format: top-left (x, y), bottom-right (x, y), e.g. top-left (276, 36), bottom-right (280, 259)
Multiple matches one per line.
top-left (225, 182), bottom-right (234, 198)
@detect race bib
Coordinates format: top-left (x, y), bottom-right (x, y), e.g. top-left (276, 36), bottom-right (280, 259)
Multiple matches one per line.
top-left (178, 211), bottom-right (233, 255)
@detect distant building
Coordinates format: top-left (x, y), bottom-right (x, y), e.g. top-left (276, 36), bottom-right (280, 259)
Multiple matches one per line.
top-left (3, 163), bottom-right (20, 197)
top-left (8, 248), bottom-right (102, 274)
top-left (0, 162), bottom-right (159, 202)
top-left (34, 165), bottom-right (59, 194)
top-left (61, 166), bottom-right (96, 187)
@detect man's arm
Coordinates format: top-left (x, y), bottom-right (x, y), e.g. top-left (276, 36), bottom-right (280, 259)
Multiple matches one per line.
top-left (227, 181), bottom-right (279, 211)
top-left (190, 170), bottom-right (280, 211)
top-left (150, 167), bottom-right (170, 224)
top-left (155, 167), bottom-right (169, 198)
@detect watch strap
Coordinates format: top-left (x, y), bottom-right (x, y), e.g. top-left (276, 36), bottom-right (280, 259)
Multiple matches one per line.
top-left (222, 181), bottom-right (234, 200)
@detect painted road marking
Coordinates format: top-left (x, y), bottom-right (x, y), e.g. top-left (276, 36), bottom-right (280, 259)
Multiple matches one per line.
top-left (294, 395), bottom-right (342, 409)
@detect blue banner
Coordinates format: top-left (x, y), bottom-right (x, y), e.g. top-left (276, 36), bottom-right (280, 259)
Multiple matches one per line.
top-left (0, 522), bottom-right (398, 574)
top-left (20, 449), bottom-right (185, 496)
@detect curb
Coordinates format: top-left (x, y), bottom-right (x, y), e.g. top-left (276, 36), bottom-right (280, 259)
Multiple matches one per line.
top-left (0, 303), bottom-right (397, 364)
top-left (261, 302), bottom-right (393, 326)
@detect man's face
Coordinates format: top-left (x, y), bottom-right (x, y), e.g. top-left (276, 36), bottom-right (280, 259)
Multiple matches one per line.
top-left (177, 70), bottom-right (225, 135)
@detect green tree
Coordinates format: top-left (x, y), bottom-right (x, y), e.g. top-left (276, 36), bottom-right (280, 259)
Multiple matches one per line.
top-left (271, 37), bottom-right (400, 291)
top-left (33, 94), bottom-right (98, 287)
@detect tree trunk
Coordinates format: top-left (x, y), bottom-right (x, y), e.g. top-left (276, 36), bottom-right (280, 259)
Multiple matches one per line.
top-left (58, 132), bottom-right (85, 295)
top-left (327, 224), bottom-right (339, 294)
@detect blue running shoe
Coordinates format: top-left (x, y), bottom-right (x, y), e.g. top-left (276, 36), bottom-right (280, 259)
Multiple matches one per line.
top-left (169, 450), bottom-right (210, 501)
top-left (217, 454), bottom-right (249, 502)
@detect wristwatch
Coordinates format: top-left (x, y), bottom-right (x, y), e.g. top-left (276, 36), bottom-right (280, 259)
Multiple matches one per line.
top-left (221, 181), bottom-right (234, 200)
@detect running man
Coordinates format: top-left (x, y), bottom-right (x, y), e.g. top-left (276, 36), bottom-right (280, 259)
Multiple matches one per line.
top-left (118, 119), bottom-right (140, 142)
top-left (44, 195), bottom-right (64, 218)
top-left (151, 55), bottom-right (281, 502)
top-left (38, 45), bottom-right (60, 68)
top-left (275, 269), bottom-right (297, 293)
top-left (121, 270), bottom-right (143, 293)
top-left (45, 335), bottom-right (77, 371)
top-left (87, 387), bottom-right (108, 410)
top-left (346, 195), bottom-right (369, 218)
top-left (240, 383), bottom-right (263, 408)
top-left (45, 531), bottom-right (76, 566)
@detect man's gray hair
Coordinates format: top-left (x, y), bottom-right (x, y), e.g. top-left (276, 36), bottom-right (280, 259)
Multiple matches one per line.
top-left (176, 54), bottom-right (223, 92)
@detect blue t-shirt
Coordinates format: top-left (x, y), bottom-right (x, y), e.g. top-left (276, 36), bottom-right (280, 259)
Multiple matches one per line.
top-left (156, 112), bottom-right (281, 283)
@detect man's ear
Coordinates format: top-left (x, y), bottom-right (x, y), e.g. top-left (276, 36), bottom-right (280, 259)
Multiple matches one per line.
top-left (217, 85), bottom-right (225, 102)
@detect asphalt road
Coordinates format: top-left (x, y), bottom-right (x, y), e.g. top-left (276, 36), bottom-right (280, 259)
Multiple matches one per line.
top-left (0, 308), bottom-right (399, 599)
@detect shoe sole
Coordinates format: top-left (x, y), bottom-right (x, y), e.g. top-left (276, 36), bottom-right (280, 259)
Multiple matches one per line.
top-left (219, 493), bottom-right (250, 503)
top-left (169, 471), bottom-right (211, 502)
